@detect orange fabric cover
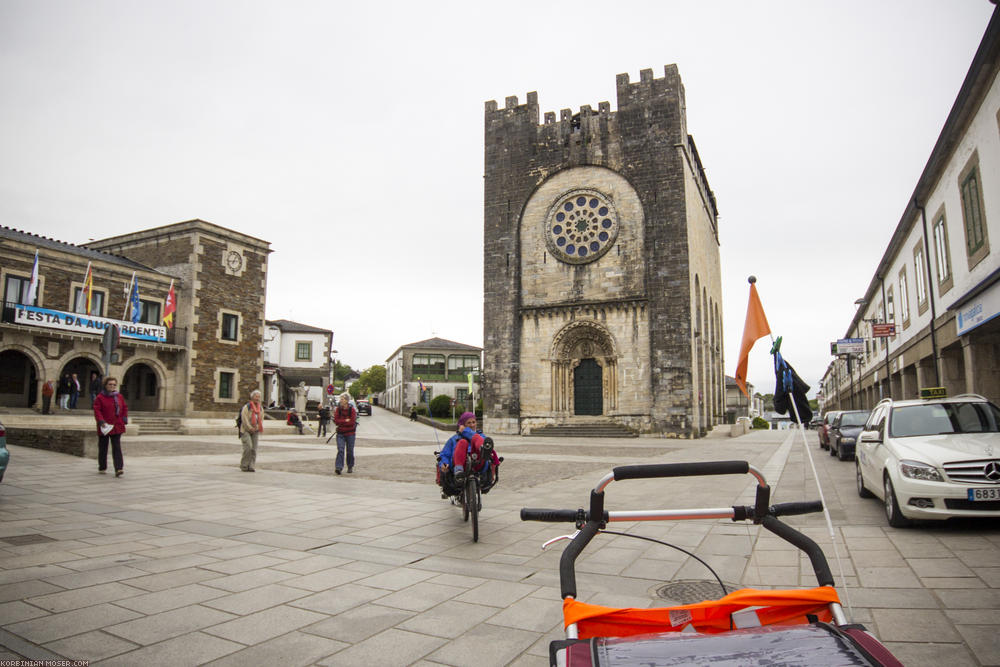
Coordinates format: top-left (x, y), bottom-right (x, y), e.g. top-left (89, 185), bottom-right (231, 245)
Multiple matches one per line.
top-left (563, 586), bottom-right (840, 638)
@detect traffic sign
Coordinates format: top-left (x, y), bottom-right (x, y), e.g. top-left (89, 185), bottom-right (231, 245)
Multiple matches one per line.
top-left (872, 323), bottom-right (896, 337)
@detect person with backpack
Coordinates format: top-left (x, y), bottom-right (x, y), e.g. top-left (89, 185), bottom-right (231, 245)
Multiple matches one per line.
top-left (332, 392), bottom-right (357, 475)
top-left (238, 389), bottom-right (264, 472)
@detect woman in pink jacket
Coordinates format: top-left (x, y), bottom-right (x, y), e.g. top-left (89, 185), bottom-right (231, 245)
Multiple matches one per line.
top-left (93, 376), bottom-right (128, 477)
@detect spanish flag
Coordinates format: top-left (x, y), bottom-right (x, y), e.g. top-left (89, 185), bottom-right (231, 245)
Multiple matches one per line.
top-left (734, 278), bottom-right (771, 398)
top-left (162, 279), bottom-right (176, 329)
top-left (81, 262), bottom-right (94, 314)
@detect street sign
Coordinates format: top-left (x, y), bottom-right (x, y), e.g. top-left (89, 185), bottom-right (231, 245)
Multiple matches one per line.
top-left (872, 323), bottom-right (896, 337)
top-left (326, 383), bottom-right (335, 395)
top-left (835, 338), bottom-right (864, 355)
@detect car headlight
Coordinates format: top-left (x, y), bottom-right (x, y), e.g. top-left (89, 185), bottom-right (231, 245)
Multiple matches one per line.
top-left (841, 437), bottom-right (855, 444)
top-left (899, 460), bottom-right (943, 482)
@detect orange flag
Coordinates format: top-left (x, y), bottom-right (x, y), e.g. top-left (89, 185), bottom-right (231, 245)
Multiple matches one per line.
top-left (734, 279), bottom-right (771, 398)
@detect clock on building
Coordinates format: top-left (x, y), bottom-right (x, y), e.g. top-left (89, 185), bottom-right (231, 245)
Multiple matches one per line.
top-left (226, 250), bottom-right (244, 272)
top-left (544, 189), bottom-right (619, 264)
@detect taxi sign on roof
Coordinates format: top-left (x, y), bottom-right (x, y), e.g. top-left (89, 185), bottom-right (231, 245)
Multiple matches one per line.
top-left (920, 387), bottom-right (947, 399)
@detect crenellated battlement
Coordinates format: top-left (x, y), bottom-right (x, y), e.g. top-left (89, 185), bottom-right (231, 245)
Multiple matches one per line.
top-left (486, 65), bottom-right (682, 130)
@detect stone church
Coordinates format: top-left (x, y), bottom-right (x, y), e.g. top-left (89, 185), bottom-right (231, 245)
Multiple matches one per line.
top-left (483, 66), bottom-right (724, 437)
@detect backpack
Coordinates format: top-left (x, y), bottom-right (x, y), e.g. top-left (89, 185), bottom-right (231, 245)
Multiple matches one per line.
top-left (235, 403), bottom-right (252, 433)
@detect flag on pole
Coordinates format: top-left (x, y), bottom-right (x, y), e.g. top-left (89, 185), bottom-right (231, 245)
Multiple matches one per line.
top-left (77, 262), bottom-right (94, 314)
top-left (734, 276), bottom-right (772, 398)
top-left (773, 347), bottom-right (813, 424)
top-left (162, 279), bottom-right (176, 328)
top-left (129, 277), bottom-right (141, 324)
top-left (24, 250), bottom-right (39, 305)
top-left (122, 273), bottom-right (135, 320)
top-left (467, 372), bottom-right (473, 396)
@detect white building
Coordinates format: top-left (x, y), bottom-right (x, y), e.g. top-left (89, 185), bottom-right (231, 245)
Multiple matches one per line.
top-left (262, 319), bottom-right (333, 408)
top-left (384, 337), bottom-right (482, 415)
top-left (824, 9), bottom-right (1000, 408)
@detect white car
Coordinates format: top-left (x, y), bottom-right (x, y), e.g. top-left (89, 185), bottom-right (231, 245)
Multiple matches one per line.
top-left (856, 394), bottom-right (1000, 527)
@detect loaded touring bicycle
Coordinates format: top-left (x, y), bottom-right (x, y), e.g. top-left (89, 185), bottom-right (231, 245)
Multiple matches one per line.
top-left (521, 460), bottom-right (903, 666)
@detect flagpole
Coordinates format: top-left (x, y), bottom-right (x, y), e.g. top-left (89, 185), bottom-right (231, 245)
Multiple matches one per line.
top-left (122, 272), bottom-right (135, 320)
top-left (751, 275), bottom-right (854, 621)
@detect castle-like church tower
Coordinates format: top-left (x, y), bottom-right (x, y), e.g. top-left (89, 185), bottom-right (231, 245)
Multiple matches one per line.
top-left (483, 66), bottom-right (724, 437)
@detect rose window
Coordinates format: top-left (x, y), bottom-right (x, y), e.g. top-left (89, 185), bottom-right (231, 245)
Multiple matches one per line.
top-left (545, 190), bottom-right (618, 264)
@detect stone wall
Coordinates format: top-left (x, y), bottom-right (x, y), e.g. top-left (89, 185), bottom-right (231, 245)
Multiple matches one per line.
top-left (6, 427), bottom-right (98, 458)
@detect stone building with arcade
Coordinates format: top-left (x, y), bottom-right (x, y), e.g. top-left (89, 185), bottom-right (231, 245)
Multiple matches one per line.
top-left (0, 220), bottom-right (270, 416)
top-left (483, 66), bottom-right (724, 437)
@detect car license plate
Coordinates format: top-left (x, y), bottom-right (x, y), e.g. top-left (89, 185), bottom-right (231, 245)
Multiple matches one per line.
top-left (968, 487), bottom-right (1000, 501)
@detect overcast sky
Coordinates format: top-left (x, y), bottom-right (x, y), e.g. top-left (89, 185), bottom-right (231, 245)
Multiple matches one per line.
top-left (1, 1), bottom-right (995, 397)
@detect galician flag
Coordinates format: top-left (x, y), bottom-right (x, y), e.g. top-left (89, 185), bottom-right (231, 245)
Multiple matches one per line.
top-left (24, 250), bottom-right (39, 305)
top-left (162, 279), bottom-right (176, 328)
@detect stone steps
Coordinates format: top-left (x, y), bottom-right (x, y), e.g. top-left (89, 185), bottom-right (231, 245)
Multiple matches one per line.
top-left (530, 423), bottom-right (637, 438)
top-left (132, 416), bottom-right (182, 435)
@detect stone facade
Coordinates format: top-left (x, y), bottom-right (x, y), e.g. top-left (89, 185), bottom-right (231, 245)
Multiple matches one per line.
top-left (383, 337), bottom-right (482, 415)
top-left (0, 220), bottom-right (270, 417)
top-left (86, 220), bottom-right (270, 416)
top-left (484, 66), bottom-right (724, 437)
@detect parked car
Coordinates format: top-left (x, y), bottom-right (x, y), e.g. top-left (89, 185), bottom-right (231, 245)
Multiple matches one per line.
top-left (829, 410), bottom-right (870, 461)
top-left (817, 411), bottom-right (841, 450)
top-left (356, 400), bottom-right (372, 416)
top-left (0, 418), bottom-right (8, 482)
top-left (856, 394), bottom-right (1000, 527)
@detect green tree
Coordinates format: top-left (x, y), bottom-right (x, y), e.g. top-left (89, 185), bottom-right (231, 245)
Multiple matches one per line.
top-left (357, 365), bottom-right (386, 394)
top-left (760, 393), bottom-right (774, 411)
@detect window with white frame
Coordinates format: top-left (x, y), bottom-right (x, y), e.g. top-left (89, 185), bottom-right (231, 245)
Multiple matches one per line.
top-left (898, 268), bottom-right (909, 326)
top-left (933, 211), bottom-right (953, 293)
top-left (913, 244), bottom-right (927, 308)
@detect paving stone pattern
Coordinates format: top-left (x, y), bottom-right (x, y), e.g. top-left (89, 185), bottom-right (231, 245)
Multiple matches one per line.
top-left (1, 422), bottom-right (999, 666)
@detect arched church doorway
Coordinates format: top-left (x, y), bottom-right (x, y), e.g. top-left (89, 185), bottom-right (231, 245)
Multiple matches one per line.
top-left (122, 363), bottom-right (160, 411)
top-left (61, 357), bottom-right (103, 407)
top-left (0, 349), bottom-right (38, 408)
top-left (550, 320), bottom-right (618, 417)
top-left (573, 359), bottom-right (603, 415)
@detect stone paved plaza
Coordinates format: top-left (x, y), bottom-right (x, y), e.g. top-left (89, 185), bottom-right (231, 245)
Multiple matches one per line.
top-left (1, 409), bottom-right (998, 666)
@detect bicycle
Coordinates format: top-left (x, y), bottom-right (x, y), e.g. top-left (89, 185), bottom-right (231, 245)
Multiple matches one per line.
top-left (521, 460), bottom-right (903, 666)
top-left (438, 437), bottom-right (501, 543)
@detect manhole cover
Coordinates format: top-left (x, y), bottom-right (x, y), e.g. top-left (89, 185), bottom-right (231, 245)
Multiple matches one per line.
top-left (656, 579), bottom-right (739, 604)
top-left (1, 534), bottom-right (57, 546)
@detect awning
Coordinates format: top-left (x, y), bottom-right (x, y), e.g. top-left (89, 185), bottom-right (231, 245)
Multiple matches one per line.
top-left (278, 368), bottom-right (327, 386)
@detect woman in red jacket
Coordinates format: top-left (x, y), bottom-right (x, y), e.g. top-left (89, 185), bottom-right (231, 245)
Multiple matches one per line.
top-left (93, 376), bottom-right (128, 477)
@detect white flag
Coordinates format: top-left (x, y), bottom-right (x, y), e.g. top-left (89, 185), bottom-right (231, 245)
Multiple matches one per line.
top-left (24, 251), bottom-right (39, 305)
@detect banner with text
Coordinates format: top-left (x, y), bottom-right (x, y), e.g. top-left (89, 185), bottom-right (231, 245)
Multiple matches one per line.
top-left (15, 304), bottom-right (167, 343)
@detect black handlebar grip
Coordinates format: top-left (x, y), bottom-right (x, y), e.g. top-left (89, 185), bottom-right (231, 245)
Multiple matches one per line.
top-left (613, 461), bottom-right (750, 481)
top-left (520, 508), bottom-right (580, 522)
top-left (769, 501), bottom-right (824, 517)
top-left (560, 522), bottom-right (600, 599)
top-left (762, 515), bottom-right (834, 587)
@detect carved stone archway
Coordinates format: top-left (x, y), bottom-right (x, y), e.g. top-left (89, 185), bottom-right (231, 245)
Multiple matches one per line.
top-left (550, 321), bottom-right (618, 415)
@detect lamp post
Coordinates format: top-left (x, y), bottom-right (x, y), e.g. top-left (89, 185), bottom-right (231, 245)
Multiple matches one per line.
top-left (329, 349), bottom-right (339, 401)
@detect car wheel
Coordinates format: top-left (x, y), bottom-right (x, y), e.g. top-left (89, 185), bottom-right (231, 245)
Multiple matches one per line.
top-left (856, 460), bottom-right (874, 498)
top-left (883, 476), bottom-right (912, 528)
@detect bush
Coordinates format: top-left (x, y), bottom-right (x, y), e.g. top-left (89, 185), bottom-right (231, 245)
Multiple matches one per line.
top-left (429, 394), bottom-right (452, 418)
top-left (752, 416), bottom-right (769, 430)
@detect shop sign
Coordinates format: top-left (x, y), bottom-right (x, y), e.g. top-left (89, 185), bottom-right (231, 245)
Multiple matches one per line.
top-left (14, 304), bottom-right (167, 343)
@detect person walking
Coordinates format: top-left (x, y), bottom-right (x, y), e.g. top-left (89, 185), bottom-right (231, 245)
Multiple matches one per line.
top-left (89, 371), bottom-right (101, 407)
top-left (333, 393), bottom-right (357, 475)
top-left (93, 376), bottom-right (128, 477)
top-left (41, 379), bottom-right (55, 414)
top-left (239, 389), bottom-right (264, 472)
top-left (69, 372), bottom-right (81, 409)
top-left (317, 402), bottom-right (331, 438)
top-left (57, 373), bottom-right (72, 410)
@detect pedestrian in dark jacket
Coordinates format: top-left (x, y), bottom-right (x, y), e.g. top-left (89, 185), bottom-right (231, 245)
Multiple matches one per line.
top-left (333, 393), bottom-right (357, 474)
top-left (57, 374), bottom-right (72, 410)
top-left (89, 371), bottom-right (101, 407)
top-left (93, 376), bottom-right (128, 477)
top-left (317, 404), bottom-right (331, 437)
